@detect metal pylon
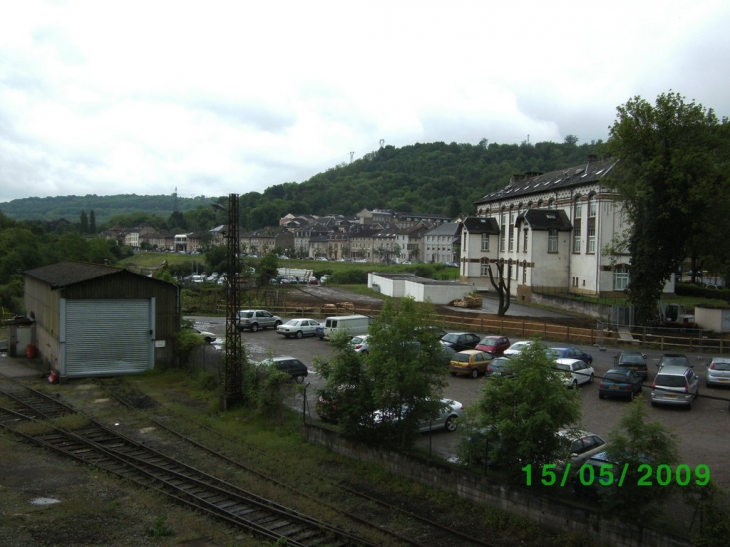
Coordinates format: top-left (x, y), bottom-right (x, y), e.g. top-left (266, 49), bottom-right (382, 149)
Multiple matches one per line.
top-left (223, 193), bottom-right (243, 409)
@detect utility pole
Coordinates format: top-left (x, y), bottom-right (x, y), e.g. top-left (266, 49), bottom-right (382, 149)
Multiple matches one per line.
top-left (213, 194), bottom-right (243, 409)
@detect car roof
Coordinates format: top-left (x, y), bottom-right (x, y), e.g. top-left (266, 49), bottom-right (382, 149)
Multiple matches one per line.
top-left (555, 358), bottom-right (585, 366)
top-left (457, 349), bottom-right (487, 355)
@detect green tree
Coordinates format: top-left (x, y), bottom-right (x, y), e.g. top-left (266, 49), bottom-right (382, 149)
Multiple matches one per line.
top-left (87, 237), bottom-right (118, 265)
top-left (79, 210), bottom-right (88, 234)
top-left (604, 91), bottom-right (730, 325)
top-left (58, 232), bottom-right (90, 262)
top-left (315, 298), bottom-right (447, 449)
top-left (257, 251), bottom-right (279, 286)
top-left (89, 210), bottom-right (96, 234)
top-left (457, 339), bottom-right (582, 477)
top-left (602, 399), bottom-right (679, 520)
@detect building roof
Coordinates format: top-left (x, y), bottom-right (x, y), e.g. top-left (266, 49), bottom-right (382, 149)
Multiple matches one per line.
top-left (516, 209), bottom-right (573, 231)
top-left (460, 216), bottom-right (500, 234)
top-left (475, 156), bottom-right (618, 205)
top-left (24, 261), bottom-right (124, 287)
top-left (424, 222), bottom-right (459, 237)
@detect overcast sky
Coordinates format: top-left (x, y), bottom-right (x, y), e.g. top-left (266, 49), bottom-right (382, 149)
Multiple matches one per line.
top-left (1, 0), bottom-right (729, 203)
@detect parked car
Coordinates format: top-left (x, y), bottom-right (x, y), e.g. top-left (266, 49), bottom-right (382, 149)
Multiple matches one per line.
top-left (276, 318), bottom-right (320, 338)
top-left (613, 350), bottom-right (648, 379)
top-left (440, 332), bottom-right (481, 352)
top-left (449, 349), bottom-right (493, 379)
top-left (548, 346), bottom-right (593, 365)
top-left (558, 429), bottom-right (608, 467)
top-left (350, 334), bottom-right (370, 354)
top-left (599, 368), bottom-right (643, 401)
top-left (656, 353), bottom-right (693, 370)
top-left (503, 340), bottom-right (548, 357)
top-left (256, 356), bottom-right (309, 383)
top-left (555, 358), bottom-right (595, 388)
top-left (651, 364), bottom-right (700, 409)
top-left (373, 398), bottom-right (465, 433)
top-left (475, 335), bottom-right (510, 356)
top-left (485, 356), bottom-right (516, 378)
top-left (706, 357), bottom-right (730, 387)
top-left (182, 326), bottom-right (216, 344)
top-left (237, 309), bottom-right (283, 332)
top-left (571, 451), bottom-right (621, 499)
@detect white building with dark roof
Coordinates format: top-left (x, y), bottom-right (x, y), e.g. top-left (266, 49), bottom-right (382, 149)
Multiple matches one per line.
top-left (459, 156), bottom-right (652, 302)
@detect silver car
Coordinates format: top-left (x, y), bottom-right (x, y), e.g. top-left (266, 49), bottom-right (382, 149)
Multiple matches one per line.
top-left (651, 365), bottom-right (700, 409)
top-left (276, 318), bottom-right (320, 338)
top-left (237, 309), bottom-right (283, 332)
top-left (373, 398), bottom-right (464, 433)
top-left (706, 357), bottom-right (730, 387)
top-left (558, 429), bottom-right (608, 467)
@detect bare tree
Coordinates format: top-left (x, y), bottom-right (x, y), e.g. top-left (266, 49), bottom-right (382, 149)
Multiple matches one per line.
top-left (488, 259), bottom-right (512, 316)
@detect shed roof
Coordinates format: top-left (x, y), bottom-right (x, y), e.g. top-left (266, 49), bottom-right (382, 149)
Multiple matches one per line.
top-left (25, 261), bottom-right (125, 287)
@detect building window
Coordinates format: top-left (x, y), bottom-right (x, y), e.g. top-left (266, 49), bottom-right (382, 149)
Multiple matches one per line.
top-left (523, 229), bottom-right (528, 252)
top-left (548, 230), bottom-right (558, 252)
top-left (522, 260), bottom-right (527, 283)
top-left (575, 200), bottom-right (582, 219)
top-left (589, 195), bottom-right (597, 217)
top-left (614, 265), bottom-right (629, 290)
top-left (481, 258), bottom-right (490, 276)
top-left (573, 231), bottom-right (582, 253)
top-left (548, 200), bottom-right (557, 210)
top-left (481, 232), bottom-right (489, 251)
top-left (587, 227), bottom-right (596, 253)
top-left (508, 209), bottom-right (515, 252)
top-left (500, 212), bottom-right (507, 252)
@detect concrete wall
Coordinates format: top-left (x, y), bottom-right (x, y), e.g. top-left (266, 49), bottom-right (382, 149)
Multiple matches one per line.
top-left (304, 424), bottom-right (690, 547)
top-left (531, 293), bottom-right (612, 320)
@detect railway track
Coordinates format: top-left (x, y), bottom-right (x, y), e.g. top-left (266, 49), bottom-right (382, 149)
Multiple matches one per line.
top-left (1, 374), bottom-right (502, 547)
top-left (100, 379), bottom-right (501, 547)
top-left (0, 376), bottom-right (382, 547)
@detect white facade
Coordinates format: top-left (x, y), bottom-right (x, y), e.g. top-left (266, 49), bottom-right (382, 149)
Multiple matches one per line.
top-left (460, 158), bottom-right (635, 301)
top-left (368, 273), bottom-right (475, 305)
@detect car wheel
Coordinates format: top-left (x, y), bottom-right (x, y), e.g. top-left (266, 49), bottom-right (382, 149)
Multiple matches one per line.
top-left (296, 331), bottom-right (303, 339)
top-left (250, 323), bottom-right (259, 332)
top-left (571, 380), bottom-right (578, 389)
top-left (471, 368), bottom-right (479, 379)
top-left (598, 393), bottom-right (605, 400)
top-left (275, 320), bottom-right (282, 327)
top-left (628, 390), bottom-right (634, 401)
top-left (204, 337), bottom-right (213, 344)
top-left (588, 373), bottom-right (594, 384)
top-left (295, 375), bottom-right (305, 384)
top-left (361, 350), bottom-right (368, 355)
top-left (651, 401), bottom-right (657, 407)
top-left (444, 415), bottom-right (458, 432)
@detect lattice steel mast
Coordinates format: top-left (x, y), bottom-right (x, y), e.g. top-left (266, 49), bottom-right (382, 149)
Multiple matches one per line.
top-left (223, 193), bottom-right (243, 409)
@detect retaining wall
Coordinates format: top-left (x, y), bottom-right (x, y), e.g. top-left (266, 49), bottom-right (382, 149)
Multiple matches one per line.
top-left (304, 424), bottom-right (690, 547)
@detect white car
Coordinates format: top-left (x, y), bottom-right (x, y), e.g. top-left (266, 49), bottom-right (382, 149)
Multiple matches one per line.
top-left (184, 326), bottom-right (216, 344)
top-left (555, 358), bottom-right (595, 388)
top-left (350, 335), bottom-right (370, 354)
top-left (276, 318), bottom-right (320, 339)
top-left (503, 340), bottom-right (547, 357)
top-left (706, 357), bottom-right (730, 387)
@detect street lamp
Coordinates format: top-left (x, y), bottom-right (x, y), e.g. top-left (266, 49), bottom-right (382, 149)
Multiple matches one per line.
top-left (212, 195), bottom-right (243, 409)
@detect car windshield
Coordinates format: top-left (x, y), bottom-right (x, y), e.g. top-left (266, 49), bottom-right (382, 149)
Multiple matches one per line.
top-left (605, 372), bottom-right (628, 382)
top-left (661, 356), bottom-right (688, 366)
top-left (240, 312), bottom-right (253, 318)
top-left (619, 354), bottom-right (645, 364)
top-left (453, 353), bottom-right (471, 363)
top-left (479, 337), bottom-right (499, 345)
top-left (442, 333), bottom-right (460, 343)
top-left (284, 319), bottom-right (298, 325)
top-left (711, 361), bottom-right (730, 371)
top-left (556, 363), bottom-right (572, 372)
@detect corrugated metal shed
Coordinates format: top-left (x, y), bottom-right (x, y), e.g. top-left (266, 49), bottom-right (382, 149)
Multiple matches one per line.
top-left (24, 261), bottom-right (180, 379)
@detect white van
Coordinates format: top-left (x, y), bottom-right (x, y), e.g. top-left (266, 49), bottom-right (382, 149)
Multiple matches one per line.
top-left (320, 314), bottom-right (370, 340)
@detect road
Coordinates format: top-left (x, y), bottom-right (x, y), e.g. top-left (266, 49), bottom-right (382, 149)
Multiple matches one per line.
top-left (190, 314), bottom-right (730, 491)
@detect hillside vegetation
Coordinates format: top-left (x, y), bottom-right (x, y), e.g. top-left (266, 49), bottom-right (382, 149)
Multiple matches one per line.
top-left (0, 139), bottom-right (602, 229)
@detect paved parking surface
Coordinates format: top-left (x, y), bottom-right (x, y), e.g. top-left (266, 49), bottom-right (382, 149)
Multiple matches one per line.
top-left (190, 315), bottom-right (730, 490)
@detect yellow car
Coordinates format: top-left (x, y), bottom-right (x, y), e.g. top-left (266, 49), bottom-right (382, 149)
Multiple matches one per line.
top-left (449, 349), bottom-right (493, 379)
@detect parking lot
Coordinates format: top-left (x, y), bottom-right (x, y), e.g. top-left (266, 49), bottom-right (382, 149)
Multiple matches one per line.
top-left (191, 315), bottom-right (730, 490)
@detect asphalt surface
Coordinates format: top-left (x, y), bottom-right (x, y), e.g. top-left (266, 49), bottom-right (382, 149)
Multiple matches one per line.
top-left (189, 314), bottom-right (730, 492)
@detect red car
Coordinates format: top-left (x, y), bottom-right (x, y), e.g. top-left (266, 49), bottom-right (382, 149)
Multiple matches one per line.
top-left (475, 335), bottom-right (510, 356)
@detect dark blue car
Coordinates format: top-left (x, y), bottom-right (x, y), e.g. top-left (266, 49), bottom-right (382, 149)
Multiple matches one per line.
top-left (598, 368), bottom-right (643, 401)
top-left (548, 346), bottom-right (593, 365)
